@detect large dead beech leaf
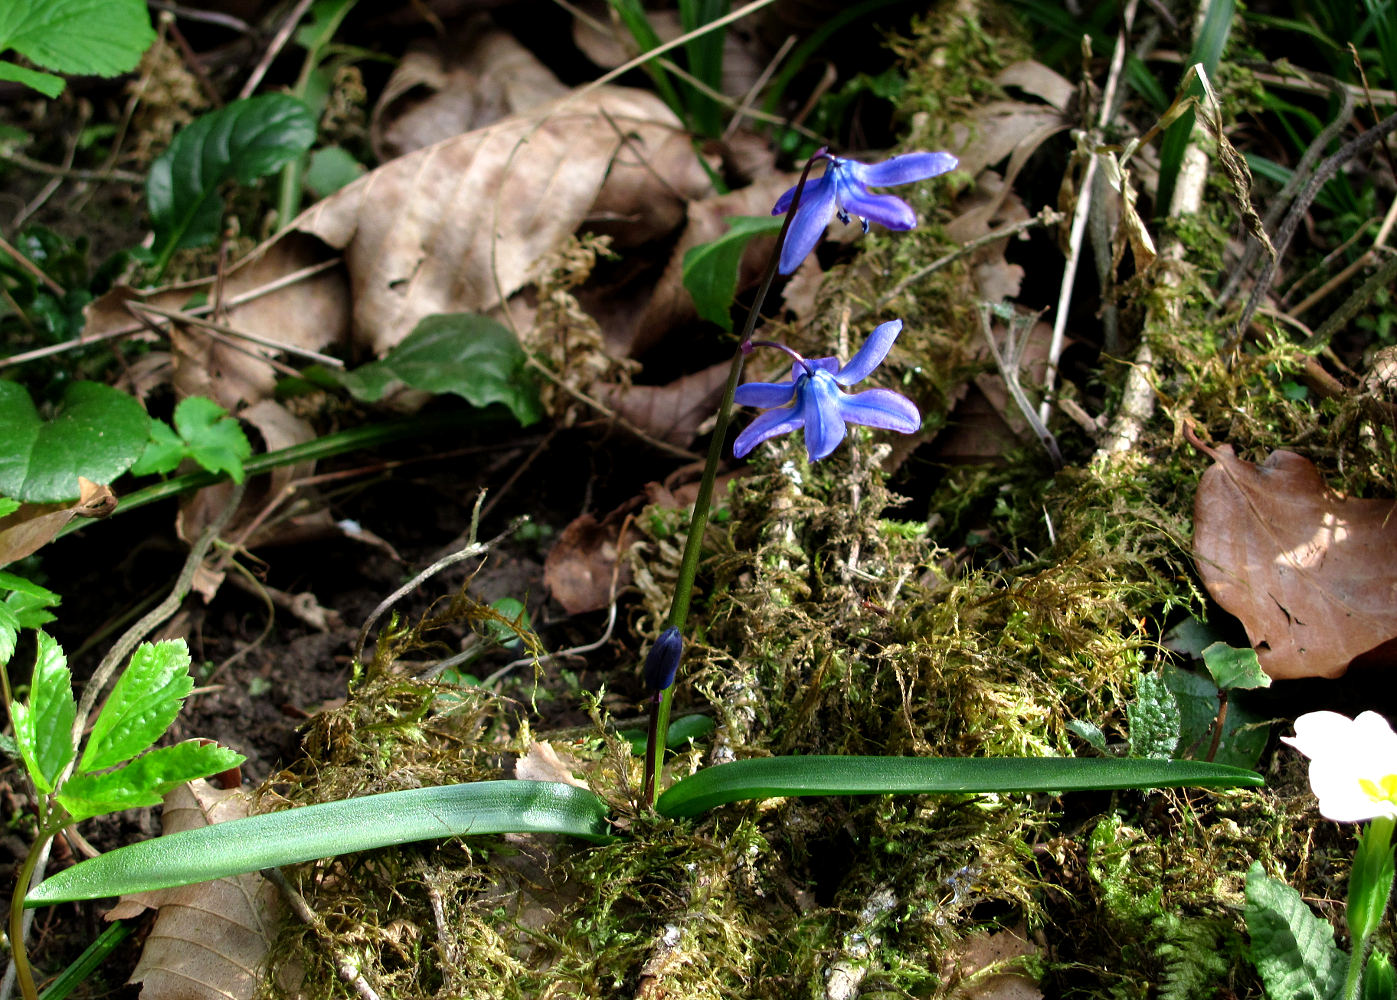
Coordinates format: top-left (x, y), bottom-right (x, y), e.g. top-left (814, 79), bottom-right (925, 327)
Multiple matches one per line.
top-left (291, 86), bottom-right (712, 355)
top-left (1192, 439), bottom-right (1397, 680)
top-left (596, 361), bottom-right (731, 447)
top-left (106, 781), bottom-right (282, 1000)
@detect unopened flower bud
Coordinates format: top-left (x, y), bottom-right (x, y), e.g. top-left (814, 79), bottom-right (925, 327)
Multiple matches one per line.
top-left (643, 627), bottom-right (682, 693)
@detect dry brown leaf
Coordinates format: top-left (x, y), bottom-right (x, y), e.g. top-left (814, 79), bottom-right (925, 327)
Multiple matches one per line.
top-left (514, 740), bottom-right (590, 789)
top-left (0, 478), bottom-right (116, 568)
top-left (106, 781), bottom-right (282, 1000)
top-left (543, 501), bottom-right (643, 615)
top-left (372, 18), bottom-right (568, 160)
top-left (291, 86), bottom-right (711, 356)
top-left (1192, 438), bottom-right (1397, 680)
top-left (943, 923), bottom-right (1042, 1000)
top-left (595, 361), bottom-right (731, 448)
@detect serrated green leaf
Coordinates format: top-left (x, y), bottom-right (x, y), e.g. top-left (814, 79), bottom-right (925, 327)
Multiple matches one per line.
top-left (0, 569), bottom-right (59, 603)
top-left (0, 59), bottom-right (63, 97)
top-left (172, 397), bottom-right (251, 482)
top-left (1127, 670), bottom-right (1181, 760)
top-left (0, 602), bottom-right (18, 665)
top-left (1245, 860), bottom-right (1345, 1000)
top-left (0, 380), bottom-right (149, 502)
top-left (337, 314), bottom-right (542, 426)
top-left (6, 590), bottom-right (57, 631)
top-left (1067, 719), bottom-right (1109, 753)
top-left (12, 631), bottom-right (75, 793)
top-left (129, 420), bottom-right (185, 477)
top-left (654, 755), bottom-right (1264, 819)
top-left (79, 640), bottom-right (194, 774)
top-left (682, 215), bottom-right (784, 331)
top-left (147, 95), bottom-right (316, 265)
top-left (58, 741), bottom-right (243, 823)
top-left (0, 0), bottom-right (153, 85)
top-left (1202, 641), bottom-right (1272, 691)
top-left (30, 780), bottom-right (609, 904)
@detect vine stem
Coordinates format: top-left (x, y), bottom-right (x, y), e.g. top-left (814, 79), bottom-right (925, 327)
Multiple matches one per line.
top-left (643, 149), bottom-right (827, 807)
top-left (7, 824), bottom-right (56, 1000)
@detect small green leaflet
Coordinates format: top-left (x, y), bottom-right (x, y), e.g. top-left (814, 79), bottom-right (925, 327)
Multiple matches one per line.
top-left (337, 314), bottom-right (542, 426)
top-left (682, 216), bottom-right (784, 331)
top-left (0, 498), bottom-right (18, 518)
top-left (1244, 860), bottom-right (1344, 1000)
top-left (1201, 641), bottom-right (1271, 691)
top-left (132, 397), bottom-right (252, 482)
top-left (1163, 665), bottom-right (1268, 770)
top-left (0, 380), bottom-right (150, 502)
top-left (11, 631), bottom-right (76, 794)
top-left (147, 95), bottom-right (317, 268)
top-left (58, 741), bottom-right (244, 823)
top-left (0, 0), bottom-right (155, 98)
top-left (79, 639), bottom-right (195, 774)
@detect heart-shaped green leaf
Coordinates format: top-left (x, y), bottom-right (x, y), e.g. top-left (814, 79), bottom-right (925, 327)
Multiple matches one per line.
top-left (0, 380), bottom-right (149, 502)
top-left (147, 94), bottom-right (316, 268)
top-left (338, 314), bottom-right (542, 426)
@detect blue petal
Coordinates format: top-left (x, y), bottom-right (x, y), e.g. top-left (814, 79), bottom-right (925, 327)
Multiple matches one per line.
top-left (802, 357), bottom-right (840, 378)
top-left (837, 186), bottom-right (917, 230)
top-left (799, 373), bottom-right (849, 461)
top-left (837, 388), bottom-right (922, 434)
top-left (836, 320), bottom-right (903, 385)
top-left (853, 152), bottom-right (958, 188)
top-left (778, 177), bottom-right (837, 274)
top-left (734, 380), bottom-right (797, 408)
top-left (733, 405), bottom-right (805, 458)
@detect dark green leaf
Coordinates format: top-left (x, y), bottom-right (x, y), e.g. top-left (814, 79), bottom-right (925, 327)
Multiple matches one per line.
top-left (1245, 860), bottom-right (1345, 1000)
top-left (30, 780), bottom-right (609, 904)
top-left (1163, 665), bottom-right (1270, 770)
top-left (172, 397), bottom-right (251, 482)
top-left (0, 0), bottom-right (154, 82)
top-left (57, 741), bottom-right (243, 823)
top-left (79, 639), bottom-right (194, 774)
top-left (337, 314), bottom-right (542, 425)
top-left (1202, 641), bottom-right (1272, 691)
top-left (655, 755), bottom-right (1264, 819)
top-left (0, 381), bottom-right (149, 502)
top-left (147, 95), bottom-right (316, 265)
top-left (12, 631), bottom-right (75, 794)
top-left (682, 216), bottom-right (783, 330)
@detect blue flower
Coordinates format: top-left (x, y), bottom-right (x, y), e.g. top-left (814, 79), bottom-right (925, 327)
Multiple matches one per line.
top-left (733, 320), bottom-right (921, 462)
top-left (772, 152), bottom-right (958, 274)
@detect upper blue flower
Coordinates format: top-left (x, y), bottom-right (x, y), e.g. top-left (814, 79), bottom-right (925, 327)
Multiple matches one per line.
top-left (772, 152), bottom-right (958, 274)
top-left (733, 320), bottom-right (921, 462)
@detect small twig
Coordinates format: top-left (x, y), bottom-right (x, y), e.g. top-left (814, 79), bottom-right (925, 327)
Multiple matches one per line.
top-left (74, 483), bottom-right (246, 730)
top-left (239, 0), bottom-right (315, 99)
top-left (262, 867), bottom-right (382, 1000)
top-left (149, 1), bottom-right (254, 33)
top-left (355, 494), bottom-right (516, 663)
top-left (724, 34), bottom-right (798, 142)
top-left (165, 17), bottom-right (223, 108)
top-left (131, 301), bottom-right (346, 367)
top-left (871, 207), bottom-right (1064, 313)
top-left (0, 150), bottom-right (145, 186)
top-left (1301, 252), bottom-right (1397, 351)
top-left (0, 257), bottom-right (342, 370)
top-left (0, 233), bottom-right (66, 296)
top-left (12, 107), bottom-right (87, 229)
top-left (978, 304), bottom-right (1063, 469)
top-left (1229, 109), bottom-right (1397, 353)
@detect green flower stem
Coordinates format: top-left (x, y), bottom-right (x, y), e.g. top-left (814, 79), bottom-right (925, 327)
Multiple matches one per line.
top-left (1345, 815), bottom-right (1396, 1000)
top-left (644, 151), bottom-right (825, 807)
top-left (8, 826), bottom-right (56, 1000)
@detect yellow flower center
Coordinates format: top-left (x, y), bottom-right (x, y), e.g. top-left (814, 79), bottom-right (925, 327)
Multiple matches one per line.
top-left (1358, 773), bottom-right (1397, 805)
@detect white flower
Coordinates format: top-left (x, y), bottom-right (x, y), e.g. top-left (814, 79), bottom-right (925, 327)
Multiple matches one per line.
top-left (1282, 711), bottom-right (1397, 822)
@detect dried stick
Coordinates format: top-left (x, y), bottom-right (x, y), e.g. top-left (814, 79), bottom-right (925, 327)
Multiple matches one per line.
top-left (239, 0), bottom-right (315, 100)
top-left (130, 301), bottom-right (346, 367)
top-left (262, 867), bottom-right (382, 1000)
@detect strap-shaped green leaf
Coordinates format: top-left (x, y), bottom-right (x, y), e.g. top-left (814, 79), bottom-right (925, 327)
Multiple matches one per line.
top-left (655, 755), bottom-right (1265, 818)
top-left (28, 780), bottom-right (611, 906)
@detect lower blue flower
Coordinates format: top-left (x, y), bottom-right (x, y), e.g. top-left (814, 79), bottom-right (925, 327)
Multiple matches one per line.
top-left (733, 320), bottom-right (922, 462)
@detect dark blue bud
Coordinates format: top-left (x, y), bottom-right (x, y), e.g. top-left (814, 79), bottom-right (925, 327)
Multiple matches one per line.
top-left (643, 627), bottom-right (683, 693)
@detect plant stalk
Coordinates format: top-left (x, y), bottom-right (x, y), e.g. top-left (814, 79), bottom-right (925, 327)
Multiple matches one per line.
top-left (8, 829), bottom-right (54, 1000)
top-left (643, 150), bottom-right (824, 807)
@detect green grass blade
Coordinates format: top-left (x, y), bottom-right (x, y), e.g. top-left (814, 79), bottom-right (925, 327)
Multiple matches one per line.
top-left (27, 781), bottom-right (611, 906)
top-left (654, 755), bottom-right (1264, 818)
top-left (1155, 0), bottom-right (1235, 215)
top-left (39, 919), bottom-right (133, 1000)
